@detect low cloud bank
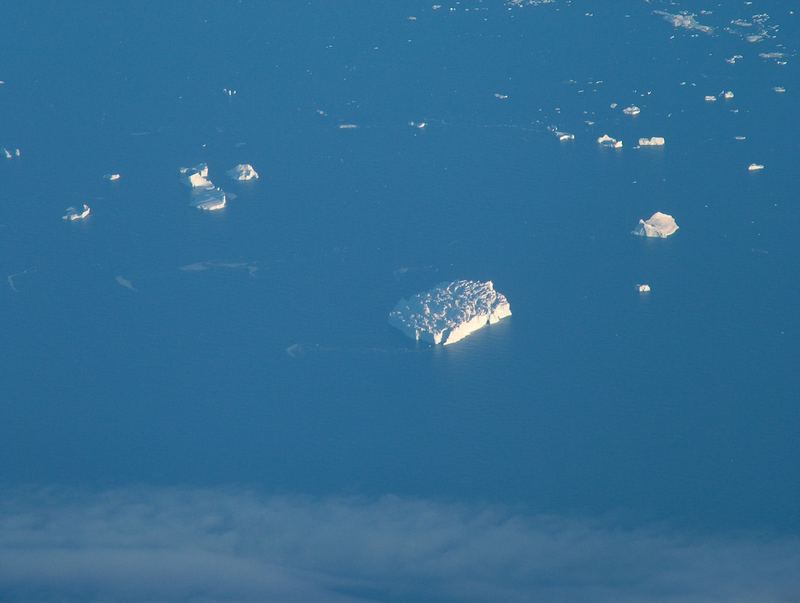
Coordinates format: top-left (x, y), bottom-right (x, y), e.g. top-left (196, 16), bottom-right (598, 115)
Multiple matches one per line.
top-left (1, 487), bottom-right (798, 602)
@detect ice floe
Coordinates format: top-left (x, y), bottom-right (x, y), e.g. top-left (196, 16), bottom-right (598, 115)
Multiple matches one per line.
top-left (389, 279), bottom-right (511, 346)
top-left (655, 10), bottom-right (713, 34)
top-left (633, 212), bottom-right (679, 238)
top-left (622, 105), bottom-right (641, 116)
top-left (638, 137), bottom-right (665, 147)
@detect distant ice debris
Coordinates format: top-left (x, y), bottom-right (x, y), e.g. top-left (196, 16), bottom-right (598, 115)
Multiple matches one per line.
top-left (408, 120), bottom-right (427, 129)
top-left (597, 134), bottom-right (623, 148)
top-left (104, 173), bottom-right (121, 181)
top-left (622, 105), bottom-right (641, 116)
top-left (773, 86), bottom-right (786, 93)
top-left (338, 123), bottom-right (359, 129)
top-left (633, 212), bottom-right (679, 238)
top-left (227, 163), bottom-right (259, 181)
top-left (638, 137), bottom-right (665, 147)
top-left (223, 88), bottom-right (237, 96)
top-left (726, 55), bottom-right (743, 64)
top-left (721, 90), bottom-right (734, 100)
top-left (179, 163), bottom-right (214, 189)
top-left (548, 126), bottom-right (574, 141)
top-left (2, 147), bottom-right (11, 159)
top-left (735, 136), bottom-right (747, 141)
top-left (637, 284), bottom-right (651, 293)
top-left (115, 276), bottom-right (136, 291)
top-left (389, 280), bottom-right (511, 346)
top-left (180, 260), bottom-right (258, 276)
top-left (190, 188), bottom-right (226, 211)
top-left (62, 204), bottom-right (91, 222)
top-left (748, 163), bottom-right (765, 172)
top-left (655, 10), bottom-right (713, 34)
top-left (494, 92), bottom-right (509, 100)
top-left (609, 102), bottom-right (618, 109)
top-left (704, 95), bottom-right (717, 102)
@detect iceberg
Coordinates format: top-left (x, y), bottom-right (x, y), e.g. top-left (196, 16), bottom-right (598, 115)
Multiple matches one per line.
top-left (633, 212), bottom-right (679, 238)
top-left (721, 90), bottom-right (734, 100)
top-left (62, 204), bottom-right (91, 221)
top-left (389, 280), bottom-right (511, 346)
top-left (622, 105), bottom-right (641, 116)
top-left (638, 137), bottom-right (665, 147)
top-left (704, 95), bottom-right (717, 102)
top-left (179, 163), bottom-right (214, 189)
top-left (227, 163), bottom-right (259, 181)
top-left (597, 134), bottom-right (623, 148)
top-left (104, 173), bottom-right (121, 181)
top-left (190, 189), bottom-right (226, 211)
top-left (637, 284), bottom-right (651, 293)
top-left (748, 163), bottom-right (765, 172)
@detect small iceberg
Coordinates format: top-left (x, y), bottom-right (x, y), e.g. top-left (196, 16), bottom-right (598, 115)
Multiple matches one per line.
top-left (637, 284), bottom-right (651, 293)
top-left (721, 90), bottom-right (734, 100)
top-left (597, 134), bottom-right (623, 148)
top-left (389, 280), bottom-right (511, 346)
top-left (190, 188), bottom-right (226, 211)
top-left (179, 163), bottom-right (214, 189)
top-left (622, 105), bottom-right (641, 116)
top-left (62, 204), bottom-right (91, 221)
top-left (638, 137), bottom-right (665, 147)
top-left (704, 95), bottom-right (717, 103)
top-left (633, 212), bottom-right (679, 238)
top-left (226, 163), bottom-right (259, 181)
top-left (748, 163), bottom-right (765, 172)
top-left (104, 173), bottom-right (121, 181)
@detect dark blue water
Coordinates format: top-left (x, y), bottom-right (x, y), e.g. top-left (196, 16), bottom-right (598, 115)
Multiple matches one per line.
top-left (1, 2), bottom-right (799, 601)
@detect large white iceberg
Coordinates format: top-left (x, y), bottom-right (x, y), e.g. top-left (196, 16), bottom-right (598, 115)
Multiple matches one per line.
top-left (633, 212), bottom-right (679, 238)
top-left (389, 280), bottom-right (511, 346)
top-left (227, 163), bottom-right (259, 181)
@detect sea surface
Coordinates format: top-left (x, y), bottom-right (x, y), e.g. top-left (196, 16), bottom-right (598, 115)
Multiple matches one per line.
top-left (1, 2), bottom-right (798, 601)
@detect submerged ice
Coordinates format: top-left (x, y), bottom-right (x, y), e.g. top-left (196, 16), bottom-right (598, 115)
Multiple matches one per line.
top-left (389, 280), bottom-right (511, 346)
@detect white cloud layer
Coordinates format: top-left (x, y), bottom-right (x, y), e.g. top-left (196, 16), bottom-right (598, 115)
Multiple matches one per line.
top-left (1, 487), bottom-right (798, 603)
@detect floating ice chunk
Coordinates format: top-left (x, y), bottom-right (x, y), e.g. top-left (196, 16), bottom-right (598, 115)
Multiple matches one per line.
top-left (2, 147), bottom-right (12, 159)
top-left (190, 188), bottom-right (227, 211)
top-left (726, 55), bottom-right (743, 64)
top-left (735, 136), bottom-right (747, 141)
top-left (408, 120), bottom-right (427, 129)
top-left (637, 284), bottom-right (651, 293)
top-left (62, 204), bottom-right (91, 221)
top-left (389, 279), bottom-right (511, 346)
top-left (597, 134), bottom-right (623, 148)
top-left (14, 148), bottom-right (20, 157)
top-left (773, 86), bottom-right (786, 93)
top-left (115, 276), bottom-right (136, 291)
top-left (494, 92), bottom-right (509, 100)
top-left (338, 123), bottom-right (358, 129)
top-left (179, 163), bottom-right (214, 189)
top-left (227, 163), bottom-right (259, 181)
top-left (104, 173), bottom-right (121, 181)
top-left (704, 95), bottom-right (717, 102)
top-left (721, 90), bottom-right (734, 99)
top-left (655, 10), bottom-right (713, 33)
top-left (223, 88), bottom-right (237, 96)
top-left (609, 102), bottom-right (618, 109)
top-left (748, 163), bottom-right (765, 172)
top-left (622, 105), bottom-right (641, 116)
top-left (556, 132), bottom-right (574, 141)
top-left (638, 137), bottom-right (665, 146)
top-left (633, 212), bottom-right (679, 238)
